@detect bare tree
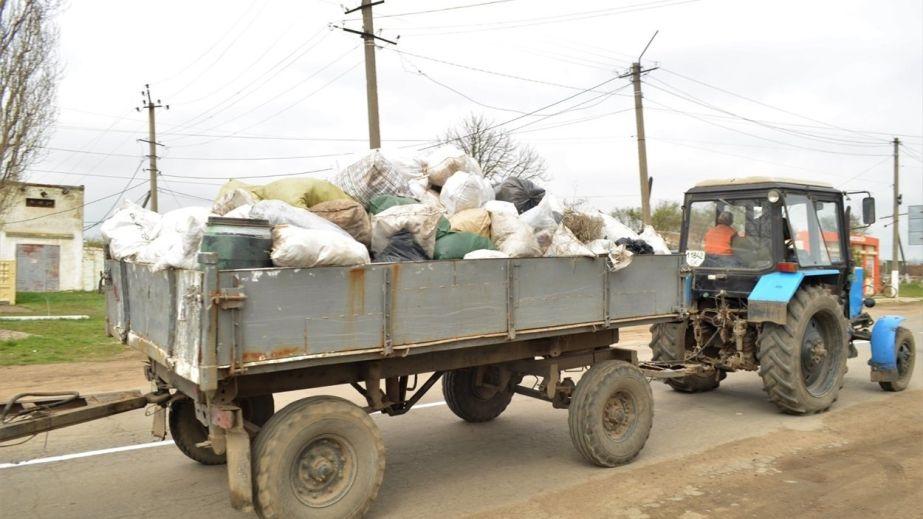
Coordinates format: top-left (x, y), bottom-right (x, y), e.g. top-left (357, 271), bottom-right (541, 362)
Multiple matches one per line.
top-left (0, 0), bottom-right (60, 215)
top-left (441, 114), bottom-right (548, 184)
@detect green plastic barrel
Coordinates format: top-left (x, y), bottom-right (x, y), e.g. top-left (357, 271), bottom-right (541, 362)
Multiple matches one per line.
top-left (200, 217), bottom-right (273, 270)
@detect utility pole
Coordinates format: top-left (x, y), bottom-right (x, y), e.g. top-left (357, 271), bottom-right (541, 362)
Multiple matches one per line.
top-left (136, 84), bottom-right (168, 212)
top-left (630, 31), bottom-right (658, 227)
top-left (341, 1), bottom-right (395, 150)
top-left (891, 137), bottom-right (901, 297)
top-left (631, 62), bottom-right (651, 227)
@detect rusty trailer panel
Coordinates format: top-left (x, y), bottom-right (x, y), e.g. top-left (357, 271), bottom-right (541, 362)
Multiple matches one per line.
top-left (106, 254), bottom-right (684, 391)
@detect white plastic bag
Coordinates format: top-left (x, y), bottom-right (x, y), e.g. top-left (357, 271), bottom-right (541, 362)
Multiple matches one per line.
top-left (482, 200), bottom-right (518, 218)
top-left (440, 171), bottom-right (494, 215)
top-left (370, 203), bottom-right (443, 257)
top-left (599, 212), bottom-right (639, 242)
top-left (212, 188), bottom-right (257, 216)
top-left (138, 207), bottom-right (211, 270)
top-left (521, 194), bottom-right (564, 232)
top-left (463, 249), bottom-right (509, 259)
top-left (544, 224), bottom-right (595, 258)
top-left (379, 148), bottom-right (430, 200)
top-left (640, 226), bottom-right (672, 254)
top-left (586, 239), bottom-right (614, 255)
top-left (271, 225), bottom-right (370, 268)
top-left (223, 204), bottom-right (253, 219)
top-left (422, 145), bottom-right (482, 187)
top-left (249, 200), bottom-right (351, 238)
top-left (488, 211), bottom-right (542, 258)
top-left (100, 200), bottom-right (162, 261)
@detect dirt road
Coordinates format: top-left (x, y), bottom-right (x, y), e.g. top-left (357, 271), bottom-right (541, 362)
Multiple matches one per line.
top-left (0, 304), bottom-right (920, 518)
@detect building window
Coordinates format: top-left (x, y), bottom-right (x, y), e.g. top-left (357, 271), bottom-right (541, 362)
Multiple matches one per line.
top-left (26, 198), bottom-right (55, 208)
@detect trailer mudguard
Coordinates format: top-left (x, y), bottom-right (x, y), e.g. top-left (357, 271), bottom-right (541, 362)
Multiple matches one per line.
top-left (869, 315), bottom-right (906, 371)
top-left (747, 269), bottom-right (839, 324)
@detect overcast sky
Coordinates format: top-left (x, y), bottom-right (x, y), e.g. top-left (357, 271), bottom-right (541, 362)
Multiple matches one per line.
top-left (30, 0), bottom-right (923, 259)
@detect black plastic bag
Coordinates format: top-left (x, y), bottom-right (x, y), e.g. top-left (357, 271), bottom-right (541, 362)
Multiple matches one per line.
top-left (615, 237), bottom-right (654, 255)
top-left (495, 177), bottom-right (546, 214)
top-left (374, 229), bottom-right (430, 262)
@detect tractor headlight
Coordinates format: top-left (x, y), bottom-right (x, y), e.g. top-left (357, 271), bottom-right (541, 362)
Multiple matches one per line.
top-left (767, 189), bottom-right (781, 204)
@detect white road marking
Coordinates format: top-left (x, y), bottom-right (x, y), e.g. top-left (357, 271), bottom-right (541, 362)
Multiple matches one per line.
top-left (0, 400), bottom-right (448, 470)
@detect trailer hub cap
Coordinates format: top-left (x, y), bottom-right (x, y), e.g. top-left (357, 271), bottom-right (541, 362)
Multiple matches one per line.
top-left (292, 435), bottom-right (356, 507)
top-left (603, 392), bottom-right (636, 439)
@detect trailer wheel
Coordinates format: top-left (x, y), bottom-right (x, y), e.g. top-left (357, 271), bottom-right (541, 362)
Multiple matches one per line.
top-left (880, 327), bottom-right (915, 392)
top-left (252, 396), bottom-right (384, 519)
top-left (649, 322), bottom-right (722, 393)
top-left (568, 360), bottom-right (653, 467)
top-left (169, 394), bottom-right (275, 466)
top-left (443, 366), bottom-right (514, 422)
top-left (757, 285), bottom-right (848, 415)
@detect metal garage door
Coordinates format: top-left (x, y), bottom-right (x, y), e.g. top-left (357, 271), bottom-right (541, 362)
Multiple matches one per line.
top-left (16, 244), bottom-right (60, 292)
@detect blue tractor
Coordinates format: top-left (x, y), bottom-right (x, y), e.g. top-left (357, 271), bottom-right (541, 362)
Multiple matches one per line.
top-left (649, 177), bottom-right (916, 414)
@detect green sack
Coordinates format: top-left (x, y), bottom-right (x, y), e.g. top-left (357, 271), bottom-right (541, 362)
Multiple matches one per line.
top-left (437, 216), bottom-right (452, 239)
top-left (433, 231), bottom-right (496, 260)
top-left (253, 178), bottom-right (351, 209)
top-left (367, 194), bottom-right (418, 215)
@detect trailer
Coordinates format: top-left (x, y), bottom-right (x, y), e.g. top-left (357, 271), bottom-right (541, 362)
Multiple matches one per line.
top-left (1, 252), bottom-right (688, 518)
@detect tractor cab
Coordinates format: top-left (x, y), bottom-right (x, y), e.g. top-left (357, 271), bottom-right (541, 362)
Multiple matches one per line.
top-left (679, 177), bottom-right (874, 299)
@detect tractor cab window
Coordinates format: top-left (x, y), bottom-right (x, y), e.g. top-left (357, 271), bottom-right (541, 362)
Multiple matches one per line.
top-left (783, 194), bottom-right (836, 266)
top-left (685, 198), bottom-right (773, 269)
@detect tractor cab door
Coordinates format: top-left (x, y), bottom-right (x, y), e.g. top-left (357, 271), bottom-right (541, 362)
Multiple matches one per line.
top-left (780, 193), bottom-right (847, 269)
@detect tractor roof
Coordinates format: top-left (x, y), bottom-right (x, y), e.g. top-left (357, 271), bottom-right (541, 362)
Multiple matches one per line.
top-left (687, 176), bottom-right (839, 195)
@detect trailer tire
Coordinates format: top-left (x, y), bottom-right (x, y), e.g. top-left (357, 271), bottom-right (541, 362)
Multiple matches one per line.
top-left (169, 394), bottom-right (275, 466)
top-left (568, 360), bottom-right (653, 467)
top-left (252, 396), bottom-right (384, 519)
top-left (443, 366), bottom-right (514, 423)
top-left (757, 285), bottom-right (848, 415)
top-left (649, 322), bottom-right (722, 393)
top-left (879, 327), bottom-right (915, 392)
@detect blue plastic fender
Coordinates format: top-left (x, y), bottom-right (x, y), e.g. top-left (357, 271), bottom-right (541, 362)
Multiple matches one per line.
top-left (870, 315), bottom-right (907, 370)
top-left (849, 267), bottom-right (864, 319)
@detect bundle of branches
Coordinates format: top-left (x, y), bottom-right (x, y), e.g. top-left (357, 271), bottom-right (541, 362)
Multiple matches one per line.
top-left (562, 209), bottom-right (603, 243)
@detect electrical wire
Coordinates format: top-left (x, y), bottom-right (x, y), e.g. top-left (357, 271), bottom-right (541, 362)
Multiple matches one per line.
top-left (658, 66), bottom-right (923, 141)
top-left (51, 124), bottom-right (429, 142)
top-left (644, 96), bottom-right (892, 157)
top-left (160, 167), bottom-right (333, 180)
top-left (83, 160), bottom-right (146, 231)
top-left (354, 0), bottom-right (517, 19)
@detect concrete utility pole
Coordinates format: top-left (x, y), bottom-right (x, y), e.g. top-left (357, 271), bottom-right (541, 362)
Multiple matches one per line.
top-left (360, 0), bottom-right (381, 149)
top-left (136, 85), bottom-right (168, 212)
top-left (891, 137), bottom-right (901, 297)
top-left (631, 62), bottom-right (652, 227)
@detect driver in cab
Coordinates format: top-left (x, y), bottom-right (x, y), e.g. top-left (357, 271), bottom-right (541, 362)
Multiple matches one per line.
top-left (703, 211), bottom-right (740, 267)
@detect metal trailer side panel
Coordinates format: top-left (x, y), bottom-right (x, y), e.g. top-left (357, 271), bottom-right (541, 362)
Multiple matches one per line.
top-left (214, 255), bottom-right (683, 370)
top-left (125, 263), bottom-right (176, 349)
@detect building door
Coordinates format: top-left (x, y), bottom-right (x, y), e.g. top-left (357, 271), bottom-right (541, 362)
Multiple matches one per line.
top-left (15, 244), bottom-right (60, 292)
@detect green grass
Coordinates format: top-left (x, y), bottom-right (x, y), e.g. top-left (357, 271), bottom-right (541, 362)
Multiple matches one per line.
top-left (899, 282), bottom-right (923, 298)
top-left (0, 291), bottom-right (125, 366)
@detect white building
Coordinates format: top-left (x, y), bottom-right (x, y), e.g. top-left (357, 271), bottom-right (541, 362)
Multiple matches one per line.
top-left (0, 182), bottom-right (85, 291)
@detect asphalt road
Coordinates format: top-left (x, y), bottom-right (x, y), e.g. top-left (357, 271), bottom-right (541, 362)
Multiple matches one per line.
top-left (1, 303), bottom-right (920, 518)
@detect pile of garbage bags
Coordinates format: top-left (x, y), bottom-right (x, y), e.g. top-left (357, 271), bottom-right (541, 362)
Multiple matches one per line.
top-left (100, 145), bottom-right (671, 271)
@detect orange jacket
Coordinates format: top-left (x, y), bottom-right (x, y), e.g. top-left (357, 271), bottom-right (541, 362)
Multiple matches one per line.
top-left (703, 224), bottom-right (736, 256)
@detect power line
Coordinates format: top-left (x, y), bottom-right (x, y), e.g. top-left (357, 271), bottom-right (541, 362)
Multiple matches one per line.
top-left (27, 168), bottom-right (224, 186)
top-left (658, 66), bottom-right (923, 141)
top-left (380, 0), bottom-right (701, 36)
top-left (160, 167), bottom-right (333, 180)
top-left (83, 160), bottom-right (146, 231)
top-left (52, 124), bottom-right (429, 142)
top-left (41, 145), bottom-right (347, 162)
top-left (643, 76), bottom-right (888, 147)
top-left (350, 0), bottom-right (516, 19)
top-left (644, 96), bottom-right (892, 157)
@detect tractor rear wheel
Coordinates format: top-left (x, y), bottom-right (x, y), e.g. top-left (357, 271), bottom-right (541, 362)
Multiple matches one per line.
top-left (757, 285), bottom-right (848, 414)
top-left (649, 322), bottom-right (722, 393)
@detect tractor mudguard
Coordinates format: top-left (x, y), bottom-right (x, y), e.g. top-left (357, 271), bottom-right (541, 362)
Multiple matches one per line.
top-left (869, 315), bottom-right (906, 371)
top-left (747, 269), bottom-right (839, 324)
